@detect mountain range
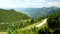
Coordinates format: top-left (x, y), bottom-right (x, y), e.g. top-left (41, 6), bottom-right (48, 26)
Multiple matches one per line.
top-left (15, 6), bottom-right (60, 19)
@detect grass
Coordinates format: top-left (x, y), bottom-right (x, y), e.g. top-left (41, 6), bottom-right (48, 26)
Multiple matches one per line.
top-left (0, 32), bottom-right (6, 34)
top-left (11, 19), bottom-right (47, 34)
top-left (11, 20), bottom-right (42, 34)
top-left (17, 21), bottom-right (41, 31)
top-left (17, 19), bottom-right (47, 31)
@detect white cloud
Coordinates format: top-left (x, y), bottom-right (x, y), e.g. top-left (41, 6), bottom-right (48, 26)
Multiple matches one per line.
top-left (0, 0), bottom-right (60, 8)
top-left (47, 2), bottom-right (60, 7)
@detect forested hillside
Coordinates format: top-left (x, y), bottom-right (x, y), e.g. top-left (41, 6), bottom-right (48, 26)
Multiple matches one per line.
top-left (9, 9), bottom-right (60, 34)
top-left (0, 9), bottom-right (31, 31)
top-left (0, 9), bottom-right (40, 32)
top-left (0, 7), bottom-right (60, 34)
top-left (0, 9), bottom-right (30, 22)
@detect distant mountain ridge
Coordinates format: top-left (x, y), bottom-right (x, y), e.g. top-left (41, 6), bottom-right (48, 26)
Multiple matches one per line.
top-left (1, 6), bottom-right (60, 19)
top-left (15, 6), bottom-right (60, 19)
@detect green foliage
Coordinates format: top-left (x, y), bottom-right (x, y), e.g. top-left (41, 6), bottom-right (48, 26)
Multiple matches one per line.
top-left (0, 9), bottom-right (30, 22)
top-left (9, 19), bottom-right (47, 34)
top-left (47, 12), bottom-right (60, 29)
top-left (0, 9), bottom-right (31, 32)
top-left (7, 20), bottom-right (39, 34)
top-left (1, 8), bottom-right (60, 34)
top-left (47, 12), bottom-right (60, 34)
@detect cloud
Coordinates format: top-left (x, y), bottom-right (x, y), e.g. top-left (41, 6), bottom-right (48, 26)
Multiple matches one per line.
top-left (46, 1), bottom-right (60, 7)
top-left (0, 0), bottom-right (60, 8)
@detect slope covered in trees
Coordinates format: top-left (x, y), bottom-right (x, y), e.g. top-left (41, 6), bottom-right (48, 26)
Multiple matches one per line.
top-left (0, 9), bottom-right (30, 22)
top-left (9, 11), bottom-right (60, 34)
top-left (38, 12), bottom-right (60, 34)
top-left (0, 7), bottom-right (60, 34)
top-left (47, 12), bottom-right (60, 34)
top-left (0, 9), bottom-right (31, 31)
top-left (0, 9), bottom-right (39, 32)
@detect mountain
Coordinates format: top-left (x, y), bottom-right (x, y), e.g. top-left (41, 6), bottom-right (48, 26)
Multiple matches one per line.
top-left (15, 6), bottom-right (60, 19)
top-left (0, 9), bottom-right (30, 22)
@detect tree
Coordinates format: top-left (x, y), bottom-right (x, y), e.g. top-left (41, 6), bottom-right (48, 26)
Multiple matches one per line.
top-left (47, 12), bottom-right (60, 34)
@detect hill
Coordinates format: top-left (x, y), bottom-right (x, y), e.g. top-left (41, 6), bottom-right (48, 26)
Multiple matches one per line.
top-left (0, 9), bottom-right (30, 22)
top-left (0, 9), bottom-right (30, 31)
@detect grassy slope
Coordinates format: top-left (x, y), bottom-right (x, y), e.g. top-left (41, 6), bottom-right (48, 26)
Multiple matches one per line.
top-left (0, 32), bottom-right (6, 34)
top-left (11, 18), bottom-right (47, 34)
top-left (18, 19), bottom-right (47, 31)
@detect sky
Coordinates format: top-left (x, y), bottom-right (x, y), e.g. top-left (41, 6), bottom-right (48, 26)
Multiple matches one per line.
top-left (0, 0), bottom-right (60, 8)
